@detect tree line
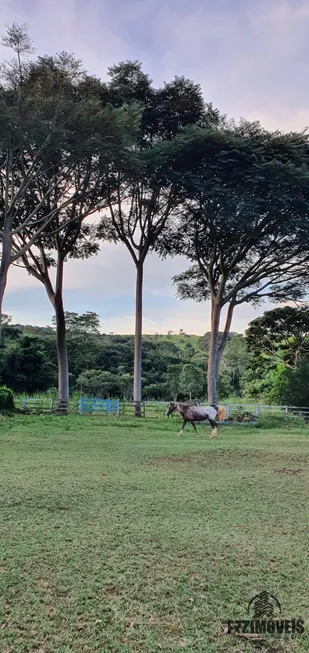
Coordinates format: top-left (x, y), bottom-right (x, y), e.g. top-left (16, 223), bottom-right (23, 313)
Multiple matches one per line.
top-left (2, 24), bottom-right (309, 412)
top-left (2, 306), bottom-right (309, 407)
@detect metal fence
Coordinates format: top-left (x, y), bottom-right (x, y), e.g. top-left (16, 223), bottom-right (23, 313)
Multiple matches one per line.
top-left (79, 398), bottom-right (120, 415)
top-left (12, 396), bottom-right (309, 421)
top-left (224, 403), bottom-right (288, 417)
top-left (14, 396), bottom-right (55, 413)
top-left (221, 403), bottom-right (309, 421)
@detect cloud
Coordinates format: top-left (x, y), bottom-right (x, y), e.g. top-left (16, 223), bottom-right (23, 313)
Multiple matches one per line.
top-left (148, 0), bottom-right (309, 131)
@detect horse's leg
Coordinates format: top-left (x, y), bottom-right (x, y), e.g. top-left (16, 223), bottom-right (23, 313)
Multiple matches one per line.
top-left (191, 421), bottom-right (199, 437)
top-left (178, 419), bottom-right (187, 437)
top-left (208, 417), bottom-right (218, 438)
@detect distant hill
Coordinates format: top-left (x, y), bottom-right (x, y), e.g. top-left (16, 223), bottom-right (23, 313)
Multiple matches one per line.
top-left (141, 333), bottom-right (202, 351)
top-left (8, 323), bottom-right (238, 354)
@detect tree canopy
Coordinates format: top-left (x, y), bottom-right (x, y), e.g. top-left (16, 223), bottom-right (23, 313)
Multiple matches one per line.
top-left (246, 306), bottom-right (309, 369)
top-left (157, 123), bottom-right (309, 402)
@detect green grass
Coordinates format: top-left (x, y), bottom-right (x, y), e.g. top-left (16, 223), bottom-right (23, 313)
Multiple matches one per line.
top-left (0, 415), bottom-right (308, 652)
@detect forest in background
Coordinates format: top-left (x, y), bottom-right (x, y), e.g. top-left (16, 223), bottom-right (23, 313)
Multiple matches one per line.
top-left (2, 306), bottom-right (309, 406)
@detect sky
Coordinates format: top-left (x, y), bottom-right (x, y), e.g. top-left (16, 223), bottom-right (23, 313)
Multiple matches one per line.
top-left (1, 0), bottom-right (309, 334)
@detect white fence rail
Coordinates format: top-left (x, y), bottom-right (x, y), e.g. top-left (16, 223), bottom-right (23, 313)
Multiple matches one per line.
top-left (198, 403), bottom-right (309, 420)
top-left (223, 403), bottom-right (309, 418)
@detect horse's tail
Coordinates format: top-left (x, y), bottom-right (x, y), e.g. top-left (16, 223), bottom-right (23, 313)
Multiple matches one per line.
top-left (217, 405), bottom-right (226, 422)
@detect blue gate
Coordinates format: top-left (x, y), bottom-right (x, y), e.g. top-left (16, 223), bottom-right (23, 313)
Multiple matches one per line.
top-left (79, 397), bottom-right (120, 415)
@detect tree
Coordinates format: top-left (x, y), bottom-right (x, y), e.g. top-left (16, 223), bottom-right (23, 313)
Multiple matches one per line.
top-left (220, 333), bottom-right (249, 396)
top-left (179, 363), bottom-right (204, 400)
top-left (76, 369), bottom-right (118, 397)
top-left (0, 313), bottom-right (11, 327)
top-left (1, 333), bottom-right (56, 392)
top-left (18, 221), bottom-right (100, 412)
top-left (266, 358), bottom-right (309, 407)
top-left (117, 365), bottom-right (133, 400)
top-left (217, 370), bottom-right (233, 400)
top-left (0, 26), bottom-right (113, 339)
top-left (76, 312), bottom-right (101, 335)
top-left (246, 306), bottom-right (309, 369)
top-left (98, 62), bottom-right (220, 415)
top-left (184, 342), bottom-right (195, 358)
top-left (241, 362), bottom-right (271, 400)
top-left (165, 363), bottom-right (182, 400)
top-left (53, 311), bottom-right (101, 335)
top-left (158, 123), bottom-right (309, 403)
top-left (9, 47), bottom-right (139, 412)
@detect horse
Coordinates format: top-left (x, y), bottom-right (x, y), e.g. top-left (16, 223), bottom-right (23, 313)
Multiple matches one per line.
top-left (166, 402), bottom-right (226, 438)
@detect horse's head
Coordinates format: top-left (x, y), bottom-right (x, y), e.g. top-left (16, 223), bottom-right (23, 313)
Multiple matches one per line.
top-left (166, 401), bottom-right (177, 417)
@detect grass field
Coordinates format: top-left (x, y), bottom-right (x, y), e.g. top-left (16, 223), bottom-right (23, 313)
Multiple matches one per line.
top-left (0, 415), bottom-right (308, 653)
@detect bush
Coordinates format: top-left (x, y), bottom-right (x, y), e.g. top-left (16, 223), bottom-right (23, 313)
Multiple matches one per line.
top-left (256, 413), bottom-right (307, 429)
top-left (255, 414), bottom-right (287, 429)
top-left (0, 385), bottom-right (15, 411)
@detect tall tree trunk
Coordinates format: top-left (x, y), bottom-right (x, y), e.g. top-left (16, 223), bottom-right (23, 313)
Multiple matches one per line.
top-left (54, 257), bottom-right (69, 414)
top-left (0, 230), bottom-right (11, 344)
top-left (54, 292), bottom-right (69, 413)
top-left (133, 262), bottom-right (143, 417)
top-left (207, 301), bottom-right (236, 405)
top-left (207, 300), bottom-right (222, 405)
top-left (218, 302), bottom-right (235, 359)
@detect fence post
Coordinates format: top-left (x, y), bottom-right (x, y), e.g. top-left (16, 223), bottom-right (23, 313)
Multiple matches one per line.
top-left (107, 398), bottom-right (111, 416)
top-left (79, 398), bottom-right (83, 415)
top-left (255, 405), bottom-right (260, 416)
top-left (285, 405), bottom-right (289, 426)
top-left (226, 404), bottom-right (230, 418)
